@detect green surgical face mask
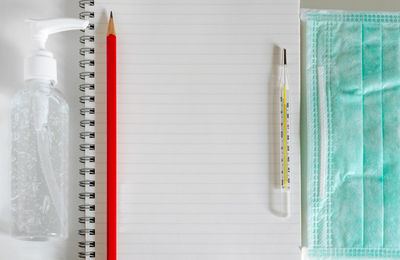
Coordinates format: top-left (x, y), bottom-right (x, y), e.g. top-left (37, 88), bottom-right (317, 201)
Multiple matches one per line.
top-left (304, 10), bottom-right (400, 258)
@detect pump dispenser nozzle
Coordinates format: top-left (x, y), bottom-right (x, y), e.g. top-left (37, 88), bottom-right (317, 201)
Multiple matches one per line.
top-left (24, 18), bottom-right (89, 84)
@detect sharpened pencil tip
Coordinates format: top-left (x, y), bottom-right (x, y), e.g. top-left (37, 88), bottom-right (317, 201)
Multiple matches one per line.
top-left (107, 11), bottom-right (116, 35)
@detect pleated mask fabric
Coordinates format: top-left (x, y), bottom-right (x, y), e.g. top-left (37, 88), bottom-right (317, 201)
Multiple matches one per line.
top-left (304, 9), bottom-right (400, 258)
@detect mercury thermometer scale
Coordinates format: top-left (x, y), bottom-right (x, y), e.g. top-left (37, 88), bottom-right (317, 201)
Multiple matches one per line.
top-left (280, 48), bottom-right (291, 192)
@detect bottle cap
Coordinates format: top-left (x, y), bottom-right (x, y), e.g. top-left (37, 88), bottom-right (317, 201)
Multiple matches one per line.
top-left (24, 18), bottom-right (89, 85)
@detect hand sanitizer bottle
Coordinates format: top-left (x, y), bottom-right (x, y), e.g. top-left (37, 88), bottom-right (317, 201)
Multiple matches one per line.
top-left (11, 18), bottom-right (89, 240)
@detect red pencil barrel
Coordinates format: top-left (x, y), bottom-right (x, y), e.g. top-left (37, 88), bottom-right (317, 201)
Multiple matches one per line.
top-left (107, 33), bottom-right (117, 260)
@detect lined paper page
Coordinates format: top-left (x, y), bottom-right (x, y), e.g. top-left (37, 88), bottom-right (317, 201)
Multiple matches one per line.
top-left (93, 1), bottom-right (300, 259)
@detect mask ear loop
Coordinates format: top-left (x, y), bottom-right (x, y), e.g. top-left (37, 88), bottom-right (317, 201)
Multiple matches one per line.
top-left (317, 66), bottom-right (327, 198)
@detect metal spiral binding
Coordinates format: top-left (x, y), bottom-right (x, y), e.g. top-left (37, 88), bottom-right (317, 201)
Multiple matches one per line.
top-left (79, 0), bottom-right (96, 258)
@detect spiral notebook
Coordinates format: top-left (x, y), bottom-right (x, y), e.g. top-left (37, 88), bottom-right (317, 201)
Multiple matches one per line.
top-left (79, 0), bottom-right (301, 259)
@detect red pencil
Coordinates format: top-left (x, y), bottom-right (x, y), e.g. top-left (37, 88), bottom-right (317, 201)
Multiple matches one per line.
top-left (107, 11), bottom-right (117, 260)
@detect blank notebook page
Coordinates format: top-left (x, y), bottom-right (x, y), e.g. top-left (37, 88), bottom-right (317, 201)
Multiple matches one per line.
top-left (93, 0), bottom-right (300, 259)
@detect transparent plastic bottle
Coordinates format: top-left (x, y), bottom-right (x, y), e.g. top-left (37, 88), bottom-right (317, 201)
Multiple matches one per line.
top-left (11, 79), bottom-right (69, 240)
top-left (10, 18), bottom-right (88, 241)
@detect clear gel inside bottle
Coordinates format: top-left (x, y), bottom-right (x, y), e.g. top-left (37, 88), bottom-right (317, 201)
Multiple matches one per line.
top-left (11, 79), bottom-right (69, 240)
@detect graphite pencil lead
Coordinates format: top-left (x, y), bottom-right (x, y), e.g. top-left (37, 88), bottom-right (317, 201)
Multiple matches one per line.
top-left (107, 11), bottom-right (116, 36)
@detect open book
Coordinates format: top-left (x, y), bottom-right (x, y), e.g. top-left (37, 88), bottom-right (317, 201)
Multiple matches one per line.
top-left (79, 0), bottom-right (301, 259)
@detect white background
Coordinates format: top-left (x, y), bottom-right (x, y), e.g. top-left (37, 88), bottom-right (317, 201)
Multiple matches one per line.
top-left (301, 0), bottom-right (400, 10)
top-left (0, 0), bottom-right (82, 259)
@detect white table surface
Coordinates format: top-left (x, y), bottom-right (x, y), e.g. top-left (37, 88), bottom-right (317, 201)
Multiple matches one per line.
top-left (301, 0), bottom-right (400, 11)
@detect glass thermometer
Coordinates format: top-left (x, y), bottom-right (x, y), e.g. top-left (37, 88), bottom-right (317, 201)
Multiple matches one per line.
top-left (279, 48), bottom-right (291, 217)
